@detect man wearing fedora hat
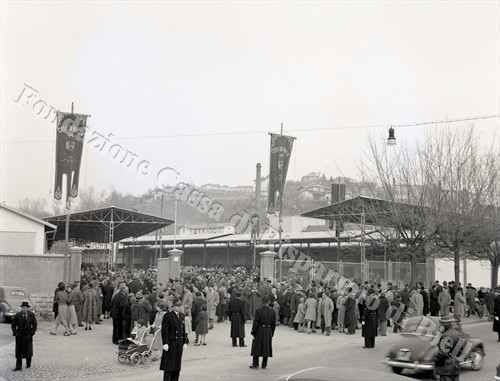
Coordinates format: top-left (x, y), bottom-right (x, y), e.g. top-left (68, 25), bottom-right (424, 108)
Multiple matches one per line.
top-left (11, 301), bottom-right (37, 371)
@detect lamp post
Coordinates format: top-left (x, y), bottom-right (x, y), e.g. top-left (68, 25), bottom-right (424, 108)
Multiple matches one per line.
top-left (387, 127), bottom-right (396, 146)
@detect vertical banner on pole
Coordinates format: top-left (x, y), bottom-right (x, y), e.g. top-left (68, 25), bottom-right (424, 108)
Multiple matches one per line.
top-left (54, 111), bottom-right (88, 205)
top-left (267, 133), bottom-right (295, 214)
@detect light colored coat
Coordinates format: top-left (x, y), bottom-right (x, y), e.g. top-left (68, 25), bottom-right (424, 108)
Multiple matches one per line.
top-left (205, 290), bottom-right (219, 320)
top-left (304, 297), bottom-right (317, 321)
top-left (454, 292), bottom-right (466, 317)
top-left (410, 290), bottom-right (424, 316)
top-left (321, 296), bottom-right (334, 328)
top-left (336, 296), bottom-right (346, 326)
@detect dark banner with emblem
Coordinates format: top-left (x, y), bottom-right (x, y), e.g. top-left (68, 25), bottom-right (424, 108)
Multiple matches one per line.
top-left (267, 133), bottom-right (295, 214)
top-left (54, 112), bottom-right (87, 204)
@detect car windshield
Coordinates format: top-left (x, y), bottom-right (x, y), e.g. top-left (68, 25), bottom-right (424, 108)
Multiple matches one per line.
top-left (401, 316), bottom-right (464, 336)
top-left (9, 290), bottom-right (27, 297)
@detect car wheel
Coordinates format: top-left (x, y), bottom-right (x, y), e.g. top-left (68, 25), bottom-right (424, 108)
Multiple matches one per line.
top-left (469, 348), bottom-right (484, 370)
top-left (391, 367), bottom-right (403, 375)
top-left (0, 309), bottom-right (5, 324)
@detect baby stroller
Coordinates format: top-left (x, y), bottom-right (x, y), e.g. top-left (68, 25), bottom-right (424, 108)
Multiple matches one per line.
top-left (116, 326), bottom-right (160, 366)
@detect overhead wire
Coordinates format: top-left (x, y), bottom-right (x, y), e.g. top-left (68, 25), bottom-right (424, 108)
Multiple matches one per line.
top-left (0, 114), bottom-right (498, 144)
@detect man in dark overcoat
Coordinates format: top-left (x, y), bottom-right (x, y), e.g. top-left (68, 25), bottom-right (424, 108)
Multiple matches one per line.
top-left (493, 288), bottom-right (500, 342)
top-left (228, 290), bottom-right (246, 347)
top-left (249, 295), bottom-right (276, 369)
top-left (111, 284), bottom-right (127, 344)
top-left (362, 289), bottom-right (378, 348)
top-left (11, 301), bottom-right (37, 371)
top-left (160, 300), bottom-right (188, 381)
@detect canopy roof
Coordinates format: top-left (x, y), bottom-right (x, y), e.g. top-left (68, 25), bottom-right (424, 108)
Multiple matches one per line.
top-left (301, 195), bottom-right (425, 228)
top-left (44, 206), bottom-right (174, 243)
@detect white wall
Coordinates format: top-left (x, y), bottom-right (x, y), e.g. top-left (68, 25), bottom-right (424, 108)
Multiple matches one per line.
top-left (0, 207), bottom-right (45, 254)
top-left (434, 258), bottom-right (497, 289)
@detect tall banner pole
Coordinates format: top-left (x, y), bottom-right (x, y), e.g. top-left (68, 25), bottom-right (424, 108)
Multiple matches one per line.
top-left (267, 124), bottom-right (295, 283)
top-left (278, 123), bottom-right (283, 283)
top-left (54, 102), bottom-right (89, 284)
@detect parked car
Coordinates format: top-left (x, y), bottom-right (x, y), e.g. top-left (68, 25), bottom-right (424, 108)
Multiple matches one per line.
top-left (383, 316), bottom-right (485, 379)
top-left (0, 286), bottom-right (37, 323)
top-left (275, 367), bottom-right (414, 381)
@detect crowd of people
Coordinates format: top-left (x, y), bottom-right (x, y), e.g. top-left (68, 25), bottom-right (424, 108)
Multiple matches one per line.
top-left (40, 264), bottom-right (500, 378)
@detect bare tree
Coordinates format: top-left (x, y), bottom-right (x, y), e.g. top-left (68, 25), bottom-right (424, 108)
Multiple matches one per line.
top-left (18, 197), bottom-right (50, 218)
top-left (361, 126), bottom-right (499, 286)
top-left (424, 128), bottom-right (500, 284)
top-left (361, 134), bottom-right (439, 286)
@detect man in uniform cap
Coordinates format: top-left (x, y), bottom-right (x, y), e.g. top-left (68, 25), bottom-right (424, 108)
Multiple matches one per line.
top-left (161, 299), bottom-right (188, 381)
top-left (12, 302), bottom-right (37, 371)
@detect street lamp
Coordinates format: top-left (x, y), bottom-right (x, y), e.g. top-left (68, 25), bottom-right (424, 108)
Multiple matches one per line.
top-left (387, 127), bottom-right (396, 146)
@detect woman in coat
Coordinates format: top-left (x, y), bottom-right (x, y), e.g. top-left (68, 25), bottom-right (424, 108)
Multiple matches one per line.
top-left (361, 290), bottom-right (378, 348)
top-left (293, 298), bottom-right (306, 331)
top-left (336, 291), bottom-right (346, 333)
top-left (151, 301), bottom-right (167, 360)
top-left (205, 285), bottom-right (219, 330)
top-left (344, 292), bottom-right (357, 334)
top-left (304, 292), bottom-right (317, 334)
top-left (50, 283), bottom-right (70, 336)
top-left (82, 282), bottom-right (98, 330)
top-left (453, 287), bottom-right (466, 321)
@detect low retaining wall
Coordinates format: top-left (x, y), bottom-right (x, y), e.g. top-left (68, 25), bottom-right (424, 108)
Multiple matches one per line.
top-left (0, 253), bottom-right (66, 294)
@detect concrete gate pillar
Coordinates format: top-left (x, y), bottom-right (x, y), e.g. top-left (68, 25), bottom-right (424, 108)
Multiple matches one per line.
top-left (168, 248), bottom-right (183, 280)
top-left (260, 250), bottom-right (276, 283)
top-left (68, 246), bottom-right (83, 284)
top-left (157, 257), bottom-right (170, 287)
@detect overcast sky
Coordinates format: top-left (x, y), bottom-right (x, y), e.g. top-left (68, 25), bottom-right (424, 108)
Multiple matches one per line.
top-left (1, 1), bottom-right (499, 208)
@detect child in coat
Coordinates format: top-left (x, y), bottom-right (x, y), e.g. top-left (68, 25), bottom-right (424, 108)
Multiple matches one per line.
top-left (129, 319), bottom-right (148, 346)
top-left (195, 305), bottom-right (208, 345)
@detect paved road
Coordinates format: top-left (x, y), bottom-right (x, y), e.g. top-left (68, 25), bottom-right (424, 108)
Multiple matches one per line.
top-left (0, 316), bottom-right (496, 381)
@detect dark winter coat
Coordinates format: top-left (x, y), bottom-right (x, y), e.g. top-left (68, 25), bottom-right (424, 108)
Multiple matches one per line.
top-left (430, 289), bottom-right (440, 316)
top-left (251, 305), bottom-right (276, 358)
top-left (191, 297), bottom-right (205, 331)
top-left (128, 279), bottom-right (143, 295)
top-left (101, 284), bottom-right (114, 312)
top-left (435, 351), bottom-right (461, 376)
top-left (228, 297), bottom-right (246, 338)
top-left (377, 295), bottom-right (390, 322)
top-left (110, 291), bottom-right (127, 320)
top-left (420, 289), bottom-right (429, 316)
top-left (493, 294), bottom-right (500, 333)
top-left (11, 311), bottom-right (37, 359)
top-left (281, 290), bottom-right (291, 318)
top-left (361, 296), bottom-right (378, 338)
top-left (160, 311), bottom-right (188, 372)
top-left (195, 310), bottom-right (208, 335)
top-left (344, 297), bottom-right (357, 326)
